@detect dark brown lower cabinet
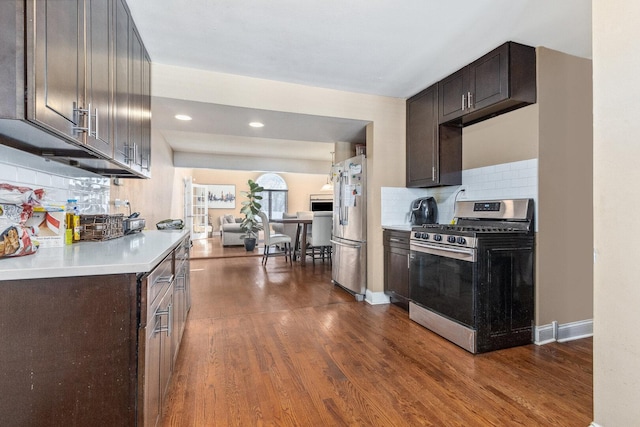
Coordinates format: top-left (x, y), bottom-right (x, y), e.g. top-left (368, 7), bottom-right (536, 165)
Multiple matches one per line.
top-left (0, 237), bottom-right (191, 427)
top-left (383, 229), bottom-right (411, 310)
top-left (0, 274), bottom-right (139, 426)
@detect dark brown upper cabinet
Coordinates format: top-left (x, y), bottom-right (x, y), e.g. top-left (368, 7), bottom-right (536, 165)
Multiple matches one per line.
top-left (406, 83), bottom-right (462, 188)
top-left (438, 42), bottom-right (536, 126)
top-left (0, 0), bottom-right (151, 178)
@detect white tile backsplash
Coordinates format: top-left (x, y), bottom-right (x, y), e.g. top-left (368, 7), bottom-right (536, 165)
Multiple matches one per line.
top-left (381, 159), bottom-right (538, 229)
top-left (0, 145), bottom-right (110, 213)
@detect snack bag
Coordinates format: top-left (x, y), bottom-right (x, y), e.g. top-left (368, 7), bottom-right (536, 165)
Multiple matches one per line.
top-left (0, 183), bottom-right (45, 205)
top-left (0, 222), bottom-right (39, 258)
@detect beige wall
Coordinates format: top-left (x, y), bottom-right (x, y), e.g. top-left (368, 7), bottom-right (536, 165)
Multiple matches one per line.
top-left (110, 129), bottom-right (189, 228)
top-left (462, 104), bottom-right (539, 169)
top-left (461, 48), bottom-right (593, 328)
top-left (188, 168), bottom-right (330, 231)
top-left (148, 64), bottom-right (405, 295)
top-left (593, 0), bottom-right (640, 423)
top-left (537, 48), bottom-right (593, 325)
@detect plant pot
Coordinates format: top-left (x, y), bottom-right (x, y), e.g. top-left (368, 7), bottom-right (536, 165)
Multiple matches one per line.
top-left (244, 237), bottom-right (257, 252)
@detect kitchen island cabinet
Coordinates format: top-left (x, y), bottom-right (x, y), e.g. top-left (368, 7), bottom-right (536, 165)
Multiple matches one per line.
top-left (0, 230), bottom-right (190, 427)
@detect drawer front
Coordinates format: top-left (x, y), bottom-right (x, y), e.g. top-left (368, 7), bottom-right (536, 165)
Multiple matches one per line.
top-left (147, 253), bottom-right (174, 313)
top-left (174, 237), bottom-right (190, 262)
top-left (383, 229), bottom-right (410, 249)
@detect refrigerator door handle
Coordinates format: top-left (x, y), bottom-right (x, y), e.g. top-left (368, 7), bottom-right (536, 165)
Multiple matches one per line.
top-left (340, 172), bottom-right (349, 225)
top-left (330, 239), bottom-right (361, 249)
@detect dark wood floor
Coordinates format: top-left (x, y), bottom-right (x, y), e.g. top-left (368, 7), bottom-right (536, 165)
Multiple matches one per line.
top-left (162, 243), bottom-right (593, 426)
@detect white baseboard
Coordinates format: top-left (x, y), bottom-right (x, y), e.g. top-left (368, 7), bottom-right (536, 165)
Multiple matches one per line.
top-left (365, 290), bottom-right (390, 305)
top-left (589, 423), bottom-right (602, 427)
top-left (535, 319), bottom-right (593, 345)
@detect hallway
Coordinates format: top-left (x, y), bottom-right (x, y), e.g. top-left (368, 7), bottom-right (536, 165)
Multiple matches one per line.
top-left (160, 253), bottom-right (592, 426)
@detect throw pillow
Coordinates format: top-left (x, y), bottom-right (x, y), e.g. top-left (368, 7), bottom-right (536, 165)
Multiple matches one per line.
top-left (224, 214), bottom-right (235, 224)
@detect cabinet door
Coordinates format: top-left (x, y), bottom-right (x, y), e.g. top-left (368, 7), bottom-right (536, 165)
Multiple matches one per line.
top-left (29, 0), bottom-right (84, 142)
top-left (172, 260), bottom-right (186, 365)
top-left (384, 246), bottom-right (410, 307)
top-left (159, 291), bottom-right (174, 405)
top-left (113, 0), bottom-right (131, 166)
top-left (476, 244), bottom-right (534, 352)
top-left (406, 84), bottom-right (438, 187)
top-left (140, 51), bottom-right (152, 175)
top-left (85, 0), bottom-right (113, 157)
top-left (143, 315), bottom-right (161, 427)
top-left (468, 43), bottom-right (509, 112)
top-left (129, 27), bottom-right (145, 173)
top-left (143, 284), bottom-right (173, 427)
top-left (438, 68), bottom-right (467, 123)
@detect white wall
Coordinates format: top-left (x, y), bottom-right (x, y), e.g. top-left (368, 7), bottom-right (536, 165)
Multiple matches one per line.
top-left (593, 0), bottom-right (640, 424)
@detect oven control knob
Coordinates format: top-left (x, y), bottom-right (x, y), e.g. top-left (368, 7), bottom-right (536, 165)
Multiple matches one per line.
top-left (433, 234), bottom-right (442, 242)
top-left (422, 233), bottom-right (429, 240)
top-left (447, 236), bottom-right (456, 243)
top-left (413, 232), bottom-right (421, 239)
top-left (457, 237), bottom-right (466, 244)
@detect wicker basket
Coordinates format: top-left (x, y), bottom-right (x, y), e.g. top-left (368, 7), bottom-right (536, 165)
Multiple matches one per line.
top-left (79, 214), bottom-right (124, 241)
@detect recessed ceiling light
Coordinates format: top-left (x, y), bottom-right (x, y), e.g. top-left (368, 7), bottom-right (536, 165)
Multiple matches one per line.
top-left (249, 122), bottom-right (264, 128)
top-left (175, 114), bottom-right (192, 121)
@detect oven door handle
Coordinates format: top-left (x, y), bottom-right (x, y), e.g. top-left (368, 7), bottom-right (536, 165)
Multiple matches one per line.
top-left (410, 242), bottom-right (476, 262)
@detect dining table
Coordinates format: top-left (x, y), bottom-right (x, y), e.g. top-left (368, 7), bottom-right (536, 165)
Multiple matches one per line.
top-left (269, 217), bottom-right (312, 266)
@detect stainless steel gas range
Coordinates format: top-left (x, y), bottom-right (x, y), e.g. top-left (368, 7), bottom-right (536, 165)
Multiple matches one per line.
top-left (408, 198), bottom-right (535, 353)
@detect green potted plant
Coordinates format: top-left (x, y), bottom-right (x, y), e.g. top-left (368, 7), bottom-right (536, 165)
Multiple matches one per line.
top-left (239, 179), bottom-right (264, 251)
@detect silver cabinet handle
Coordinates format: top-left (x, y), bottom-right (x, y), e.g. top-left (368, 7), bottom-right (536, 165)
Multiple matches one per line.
top-left (432, 166), bottom-right (436, 181)
top-left (124, 143), bottom-right (136, 165)
top-left (175, 272), bottom-right (186, 290)
top-left (168, 302), bottom-right (172, 337)
top-left (155, 302), bottom-right (173, 337)
top-left (461, 94), bottom-right (465, 111)
top-left (389, 237), bottom-right (402, 242)
top-left (407, 253), bottom-right (410, 269)
top-left (156, 274), bottom-right (174, 285)
top-left (91, 107), bottom-right (99, 139)
top-left (72, 102), bottom-right (92, 136)
top-left (468, 92), bottom-right (473, 109)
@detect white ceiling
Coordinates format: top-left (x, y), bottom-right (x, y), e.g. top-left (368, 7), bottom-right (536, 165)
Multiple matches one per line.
top-left (126, 0), bottom-right (592, 172)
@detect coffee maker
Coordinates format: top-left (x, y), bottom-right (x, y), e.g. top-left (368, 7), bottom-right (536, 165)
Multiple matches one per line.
top-left (410, 197), bottom-right (438, 225)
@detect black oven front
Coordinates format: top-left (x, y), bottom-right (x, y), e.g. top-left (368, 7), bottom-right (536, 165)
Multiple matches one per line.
top-left (409, 241), bottom-right (476, 328)
top-left (409, 234), bottom-right (535, 353)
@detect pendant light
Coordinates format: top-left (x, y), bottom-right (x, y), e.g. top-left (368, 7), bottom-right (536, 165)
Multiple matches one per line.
top-left (320, 151), bottom-right (335, 191)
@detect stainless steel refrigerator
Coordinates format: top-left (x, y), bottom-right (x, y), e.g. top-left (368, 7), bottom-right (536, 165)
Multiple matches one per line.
top-left (331, 154), bottom-right (366, 300)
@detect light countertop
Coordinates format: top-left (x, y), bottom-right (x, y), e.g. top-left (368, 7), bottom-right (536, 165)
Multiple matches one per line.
top-left (0, 229), bottom-right (190, 281)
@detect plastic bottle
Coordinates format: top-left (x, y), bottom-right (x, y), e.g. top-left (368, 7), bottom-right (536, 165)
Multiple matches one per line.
top-left (65, 199), bottom-right (77, 245)
top-left (72, 207), bottom-right (81, 243)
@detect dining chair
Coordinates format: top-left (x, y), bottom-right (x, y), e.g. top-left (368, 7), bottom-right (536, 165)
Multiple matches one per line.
top-left (305, 211), bottom-right (333, 263)
top-left (281, 212), bottom-right (299, 244)
top-left (258, 212), bottom-right (292, 265)
top-left (296, 210), bottom-right (314, 238)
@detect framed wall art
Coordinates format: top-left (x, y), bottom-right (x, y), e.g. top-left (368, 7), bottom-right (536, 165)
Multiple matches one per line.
top-left (206, 184), bottom-right (236, 209)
